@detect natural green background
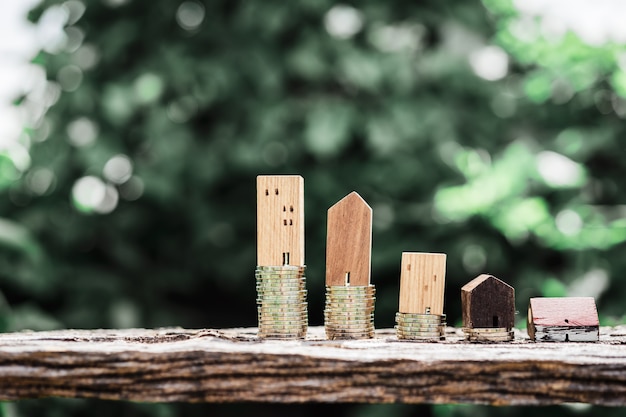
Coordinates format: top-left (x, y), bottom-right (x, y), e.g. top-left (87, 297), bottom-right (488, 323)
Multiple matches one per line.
top-left (2, 0), bottom-right (626, 415)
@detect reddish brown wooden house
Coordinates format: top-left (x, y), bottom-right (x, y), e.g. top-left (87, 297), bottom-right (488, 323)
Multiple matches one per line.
top-left (527, 297), bottom-right (599, 342)
top-left (461, 274), bottom-right (515, 329)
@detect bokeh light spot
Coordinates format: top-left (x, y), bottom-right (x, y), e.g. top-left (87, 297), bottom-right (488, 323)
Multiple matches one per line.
top-left (119, 176), bottom-right (144, 201)
top-left (26, 168), bottom-right (56, 195)
top-left (103, 154), bottom-right (133, 184)
top-left (176, 1), bottom-right (205, 31)
top-left (469, 46), bottom-right (508, 81)
top-left (134, 73), bottom-right (164, 104)
top-left (57, 65), bottom-right (83, 91)
top-left (67, 117), bottom-right (98, 147)
top-left (555, 209), bottom-right (583, 236)
top-left (262, 142), bottom-right (288, 167)
top-left (536, 151), bottom-right (586, 187)
top-left (72, 176), bottom-right (119, 214)
top-left (462, 244), bottom-right (487, 273)
top-left (324, 5), bottom-right (363, 39)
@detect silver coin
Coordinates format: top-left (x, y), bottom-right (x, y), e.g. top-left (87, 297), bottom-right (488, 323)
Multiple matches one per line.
top-left (258, 334), bottom-right (306, 339)
top-left (325, 308), bottom-right (374, 314)
top-left (395, 316), bottom-right (445, 325)
top-left (258, 325), bottom-right (308, 331)
top-left (326, 307), bottom-right (375, 312)
top-left (396, 325), bottom-right (444, 333)
top-left (324, 312), bottom-right (374, 319)
top-left (257, 303), bottom-right (308, 309)
top-left (256, 284), bottom-right (306, 289)
top-left (256, 265), bottom-right (306, 272)
top-left (396, 328), bottom-right (443, 336)
top-left (257, 302), bottom-right (307, 308)
top-left (256, 276), bottom-right (305, 282)
top-left (396, 321), bottom-right (443, 327)
top-left (396, 330), bottom-right (443, 337)
top-left (258, 313), bottom-right (308, 319)
top-left (324, 315), bottom-right (374, 321)
top-left (325, 298), bottom-right (376, 303)
top-left (324, 321), bottom-right (374, 329)
top-left (325, 328), bottom-right (374, 334)
top-left (396, 312), bottom-right (446, 319)
top-left (258, 313), bottom-right (308, 318)
top-left (326, 288), bottom-right (375, 293)
top-left (396, 312), bottom-right (447, 319)
top-left (326, 333), bottom-right (374, 340)
top-left (466, 336), bottom-right (514, 342)
top-left (462, 327), bottom-right (510, 333)
top-left (326, 326), bottom-right (374, 334)
top-left (396, 333), bottom-right (444, 339)
top-left (325, 309), bottom-right (374, 316)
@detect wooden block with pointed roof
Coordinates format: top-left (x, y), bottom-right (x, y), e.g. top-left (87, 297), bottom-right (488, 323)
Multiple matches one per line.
top-left (398, 252), bottom-right (446, 315)
top-left (325, 192), bottom-right (372, 286)
top-left (527, 297), bottom-right (599, 342)
top-left (256, 175), bottom-right (304, 266)
top-left (461, 274), bottom-right (515, 330)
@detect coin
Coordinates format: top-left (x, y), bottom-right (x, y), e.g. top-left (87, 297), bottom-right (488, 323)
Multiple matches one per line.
top-left (463, 327), bottom-right (514, 342)
top-left (256, 265), bottom-right (308, 339)
top-left (395, 312), bottom-right (446, 341)
top-left (324, 285), bottom-right (376, 340)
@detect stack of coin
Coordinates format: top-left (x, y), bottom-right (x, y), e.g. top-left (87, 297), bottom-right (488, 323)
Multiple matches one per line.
top-left (395, 312), bottom-right (446, 341)
top-left (463, 327), bottom-right (514, 342)
top-left (256, 265), bottom-right (308, 339)
top-left (324, 285), bottom-right (375, 340)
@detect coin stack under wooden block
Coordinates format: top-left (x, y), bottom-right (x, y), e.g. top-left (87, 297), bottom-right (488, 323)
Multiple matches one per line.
top-left (256, 175), bottom-right (308, 339)
top-left (396, 252), bottom-right (447, 341)
top-left (324, 192), bottom-right (375, 339)
top-left (461, 274), bottom-right (515, 342)
top-left (256, 265), bottom-right (307, 339)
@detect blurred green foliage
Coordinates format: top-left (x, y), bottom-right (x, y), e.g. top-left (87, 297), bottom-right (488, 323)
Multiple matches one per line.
top-left (2, 0), bottom-right (626, 415)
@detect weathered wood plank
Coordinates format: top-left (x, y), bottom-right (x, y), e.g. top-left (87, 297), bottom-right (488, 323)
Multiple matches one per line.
top-left (2, 326), bottom-right (626, 405)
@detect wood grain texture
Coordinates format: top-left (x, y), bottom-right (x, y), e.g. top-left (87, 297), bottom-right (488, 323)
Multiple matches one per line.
top-left (399, 252), bottom-right (446, 314)
top-left (461, 274), bottom-right (515, 329)
top-left (256, 175), bottom-right (304, 266)
top-left (3, 326), bottom-right (626, 405)
top-left (325, 192), bottom-right (372, 286)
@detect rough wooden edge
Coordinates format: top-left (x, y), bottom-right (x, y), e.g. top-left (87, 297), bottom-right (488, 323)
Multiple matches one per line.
top-left (2, 326), bottom-right (626, 405)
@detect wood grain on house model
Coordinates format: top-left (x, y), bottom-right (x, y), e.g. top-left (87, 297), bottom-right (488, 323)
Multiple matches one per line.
top-left (325, 192), bottom-right (372, 286)
top-left (461, 274), bottom-right (515, 329)
top-left (399, 252), bottom-right (446, 315)
top-left (256, 175), bottom-right (304, 266)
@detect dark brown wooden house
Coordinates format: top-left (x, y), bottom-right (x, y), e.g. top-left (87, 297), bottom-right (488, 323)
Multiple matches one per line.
top-left (461, 274), bottom-right (515, 329)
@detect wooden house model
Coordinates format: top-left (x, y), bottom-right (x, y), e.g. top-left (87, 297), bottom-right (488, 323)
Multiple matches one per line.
top-left (461, 274), bottom-right (515, 329)
top-left (527, 297), bottom-right (599, 342)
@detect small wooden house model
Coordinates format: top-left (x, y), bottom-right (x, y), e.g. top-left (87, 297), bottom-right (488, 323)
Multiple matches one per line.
top-left (527, 297), bottom-right (599, 342)
top-left (461, 274), bottom-right (515, 329)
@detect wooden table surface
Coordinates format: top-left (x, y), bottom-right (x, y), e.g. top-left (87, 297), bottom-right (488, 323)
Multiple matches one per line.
top-left (1, 326), bottom-right (626, 405)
